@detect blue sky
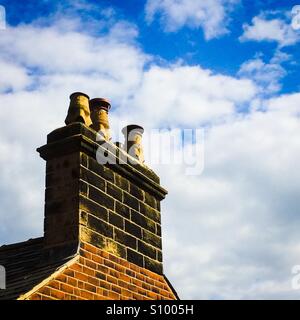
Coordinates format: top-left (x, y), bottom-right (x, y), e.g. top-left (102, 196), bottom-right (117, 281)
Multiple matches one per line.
top-left (0, 0), bottom-right (300, 299)
top-left (2, 0), bottom-right (300, 94)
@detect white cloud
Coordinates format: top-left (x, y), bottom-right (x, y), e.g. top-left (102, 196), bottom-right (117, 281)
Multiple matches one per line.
top-left (238, 54), bottom-right (287, 94)
top-left (122, 64), bottom-right (257, 127)
top-left (145, 0), bottom-right (239, 40)
top-left (0, 24), bottom-right (145, 80)
top-left (240, 14), bottom-right (299, 47)
top-left (159, 92), bottom-right (300, 299)
top-left (0, 60), bottom-right (30, 93)
top-left (238, 49), bottom-right (294, 95)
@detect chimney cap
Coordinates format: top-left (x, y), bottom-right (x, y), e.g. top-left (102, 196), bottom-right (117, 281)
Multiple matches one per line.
top-left (69, 92), bottom-right (90, 100)
top-left (90, 98), bottom-right (111, 111)
top-left (122, 125), bottom-right (144, 135)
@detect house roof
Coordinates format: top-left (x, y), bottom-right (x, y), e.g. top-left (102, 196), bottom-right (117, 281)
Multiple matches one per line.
top-left (0, 237), bottom-right (71, 300)
top-left (0, 237), bottom-right (179, 300)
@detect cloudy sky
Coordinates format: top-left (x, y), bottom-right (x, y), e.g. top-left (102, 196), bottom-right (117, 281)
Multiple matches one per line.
top-left (0, 0), bottom-right (300, 299)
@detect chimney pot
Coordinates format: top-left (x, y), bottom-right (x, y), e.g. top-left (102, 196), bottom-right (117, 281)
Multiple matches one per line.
top-left (90, 98), bottom-right (111, 141)
top-left (65, 92), bottom-right (92, 127)
top-left (122, 125), bottom-right (145, 163)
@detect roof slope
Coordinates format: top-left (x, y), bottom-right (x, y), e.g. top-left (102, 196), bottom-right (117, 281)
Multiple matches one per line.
top-left (0, 238), bottom-right (71, 300)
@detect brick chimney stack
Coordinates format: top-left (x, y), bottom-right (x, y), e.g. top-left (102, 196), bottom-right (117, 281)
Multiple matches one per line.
top-left (17, 92), bottom-right (178, 300)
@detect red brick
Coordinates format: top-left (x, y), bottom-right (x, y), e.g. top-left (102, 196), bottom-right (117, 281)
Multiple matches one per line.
top-left (121, 289), bottom-right (133, 299)
top-left (102, 289), bottom-right (109, 297)
top-left (96, 287), bottom-right (104, 295)
top-left (56, 274), bottom-right (67, 282)
top-left (80, 249), bottom-right (92, 260)
top-left (132, 278), bottom-right (143, 287)
top-left (132, 293), bottom-right (144, 300)
top-left (67, 276), bottom-right (77, 287)
top-left (48, 280), bottom-right (60, 290)
top-left (136, 273), bottom-right (145, 282)
top-left (146, 291), bottom-right (158, 299)
top-left (87, 275), bottom-right (100, 287)
top-left (119, 259), bottom-right (130, 268)
top-left (128, 284), bottom-right (138, 292)
top-left (108, 291), bottom-right (120, 299)
top-left (82, 242), bottom-right (98, 254)
top-left (95, 271), bottom-right (106, 281)
top-left (125, 269), bottom-right (135, 277)
top-left (145, 277), bottom-right (155, 285)
top-left (81, 290), bottom-right (94, 300)
top-left (40, 295), bottom-right (53, 300)
top-left (50, 288), bottom-right (65, 300)
top-left (79, 256), bottom-right (86, 265)
top-left (78, 281), bottom-right (85, 289)
top-left (142, 282), bottom-right (151, 291)
top-left (39, 286), bottom-right (51, 296)
top-left (108, 269), bottom-right (119, 278)
top-left (97, 265), bottom-right (109, 273)
top-left (84, 283), bottom-right (97, 293)
top-left (94, 293), bottom-right (106, 300)
top-left (64, 269), bottom-right (75, 277)
top-left (115, 264), bottom-right (126, 273)
top-left (82, 266), bottom-right (95, 276)
top-left (107, 275), bottom-right (118, 285)
top-left (118, 280), bottom-right (129, 289)
top-left (100, 280), bottom-right (111, 290)
top-left (100, 251), bottom-right (110, 259)
top-left (60, 283), bottom-right (74, 294)
top-left (119, 273), bottom-right (131, 282)
top-left (108, 253), bottom-right (120, 264)
top-left (30, 294), bottom-right (42, 300)
top-left (92, 254), bottom-right (104, 264)
top-left (75, 272), bottom-right (88, 282)
top-left (74, 288), bottom-right (81, 297)
top-left (85, 259), bottom-right (97, 269)
top-left (159, 288), bottom-right (170, 296)
top-left (70, 263), bottom-right (83, 273)
top-left (129, 262), bottom-right (140, 273)
top-left (104, 259), bottom-right (115, 269)
top-left (111, 285), bottom-right (122, 294)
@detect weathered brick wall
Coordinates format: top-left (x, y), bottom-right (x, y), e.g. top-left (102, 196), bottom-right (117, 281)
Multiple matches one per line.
top-left (79, 154), bottom-right (164, 275)
top-left (26, 242), bottom-right (176, 300)
top-left (44, 152), bottom-right (82, 247)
